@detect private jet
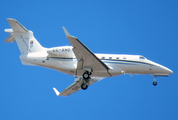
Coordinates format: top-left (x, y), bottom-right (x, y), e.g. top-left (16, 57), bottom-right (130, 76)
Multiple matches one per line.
top-left (4, 19), bottom-right (173, 96)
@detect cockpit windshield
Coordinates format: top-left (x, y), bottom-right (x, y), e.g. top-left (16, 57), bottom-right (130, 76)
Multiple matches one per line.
top-left (139, 56), bottom-right (146, 60)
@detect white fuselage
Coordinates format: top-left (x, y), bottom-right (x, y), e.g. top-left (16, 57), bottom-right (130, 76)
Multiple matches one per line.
top-left (4, 18), bottom-right (173, 96)
top-left (19, 46), bottom-right (173, 77)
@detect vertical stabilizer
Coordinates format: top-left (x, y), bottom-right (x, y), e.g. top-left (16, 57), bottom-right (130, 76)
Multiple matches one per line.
top-left (4, 19), bottom-right (45, 54)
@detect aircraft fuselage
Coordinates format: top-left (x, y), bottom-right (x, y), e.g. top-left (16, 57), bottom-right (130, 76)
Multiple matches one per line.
top-left (19, 47), bottom-right (172, 77)
top-left (5, 18), bottom-right (173, 96)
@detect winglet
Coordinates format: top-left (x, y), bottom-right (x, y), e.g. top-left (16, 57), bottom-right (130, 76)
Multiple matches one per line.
top-left (53, 87), bottom-right (60, 96)
top-left (62, 27), bottom-right (71, 37)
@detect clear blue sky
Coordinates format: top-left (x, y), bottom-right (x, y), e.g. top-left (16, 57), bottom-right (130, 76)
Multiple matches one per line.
top-left (0, 0), bottom-right (178, 120)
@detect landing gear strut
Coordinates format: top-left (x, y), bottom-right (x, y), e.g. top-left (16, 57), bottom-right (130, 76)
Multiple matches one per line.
top-left (81, 71), bottom-right (92, 90)
top-left (153, 75), bottom-right (157, 86)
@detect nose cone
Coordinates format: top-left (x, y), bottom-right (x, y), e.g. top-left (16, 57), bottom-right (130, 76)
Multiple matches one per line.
top-left (165, 67), bottom-right (173, 74)
top-left (149, 60), bottom-right (173, 75)
top-left (160, 65), bottom-right (173, 75)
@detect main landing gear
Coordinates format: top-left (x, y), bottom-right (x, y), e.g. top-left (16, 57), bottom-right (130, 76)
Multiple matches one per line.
top-left (81, 83), bottom-right (88, 90)
top-left (153, 75), bottom-right (157, 86)
top-left (83, 71), bottom-right (91, 79)
top-left (81, 71), bottom-right (92, 90)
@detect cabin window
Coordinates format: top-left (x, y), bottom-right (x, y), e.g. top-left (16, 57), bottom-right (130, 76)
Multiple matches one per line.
top-left (102, 57), bottom-right (105, 59)
top-left (123, 57), bottom-right (126, 59)
top-left (62, 48), bottom-right (64, 51)
top-left (56, 49), bottom-right (58, 52)
top-left (116, 57), bottom-right (119, 59)
top-left (68, 48), bottom-right (70, 52)
top-left (109, 57), bottom-right (112, 59)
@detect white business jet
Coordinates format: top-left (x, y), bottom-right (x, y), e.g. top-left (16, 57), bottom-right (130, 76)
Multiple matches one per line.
top-left (4, 19), bottom-right (173, 96)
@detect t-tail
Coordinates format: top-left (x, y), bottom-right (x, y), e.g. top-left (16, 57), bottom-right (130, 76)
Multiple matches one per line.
top-left (4, 18), bottom-right (45, 54)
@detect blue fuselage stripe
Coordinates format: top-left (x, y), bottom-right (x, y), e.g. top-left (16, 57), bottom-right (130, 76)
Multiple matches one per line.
top-left (49, 57), bottom-right (156, 67)
top-left (101, 59), bottom-right (154, 66)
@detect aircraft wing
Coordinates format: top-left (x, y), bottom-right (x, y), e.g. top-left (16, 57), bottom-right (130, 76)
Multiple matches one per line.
top-left (53, 77), bottom-right (104, 96)
top-left (62, 27), bottom-right (111, 77)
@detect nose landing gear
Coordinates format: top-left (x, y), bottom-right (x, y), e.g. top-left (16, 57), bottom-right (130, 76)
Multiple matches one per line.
top-left (153, 75), bottom-right (157, 86)
top-left (153, 81), bottom-right (157, 86)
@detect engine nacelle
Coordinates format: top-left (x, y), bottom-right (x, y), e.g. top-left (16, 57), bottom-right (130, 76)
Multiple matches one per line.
top-left (47, 46), bottom-right (74, 57)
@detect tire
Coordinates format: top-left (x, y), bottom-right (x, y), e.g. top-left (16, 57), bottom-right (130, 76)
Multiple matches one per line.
top-left (153, 81), bottom-right (157, 86)
top-left (81, 84), bottom-right (88, 90)
top-left (83, 71), bottom-right (90, 79)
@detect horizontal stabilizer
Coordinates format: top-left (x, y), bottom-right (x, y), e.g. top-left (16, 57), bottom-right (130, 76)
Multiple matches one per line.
top-left (53, 87), bottom-right (60, 96)
top-left (7, 18), bottom-right (28, 32)
top-left (4, 35), bottom-right (15, 43)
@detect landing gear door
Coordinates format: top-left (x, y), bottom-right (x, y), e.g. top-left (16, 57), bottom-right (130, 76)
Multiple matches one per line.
top-left (72, 47), bottom-right (84, 74)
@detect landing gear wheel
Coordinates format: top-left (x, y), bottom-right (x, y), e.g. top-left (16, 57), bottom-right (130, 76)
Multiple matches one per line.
top-left (83, 71), bottom-right (90, 79)
top-left (81, 84), bottom-right (88, 90)
top-left (153, 81), bottom-right (157, 86)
